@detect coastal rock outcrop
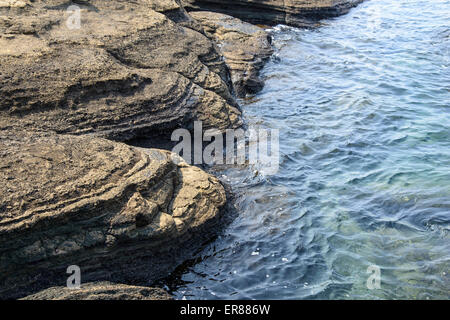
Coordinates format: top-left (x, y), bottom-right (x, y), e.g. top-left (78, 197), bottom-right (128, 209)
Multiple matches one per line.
top-left (0, 0), bottom-right (365, 300)
top-left (21, 282), bottom-right (172, 300)
top-left (190, 11), bottom-right (273, 97)
top-left (182, 0), bottom-right (364, 27)
top-left (0, 131), bottom-right (226, 299)
top-left (0, 0), bottom-right (241, 143)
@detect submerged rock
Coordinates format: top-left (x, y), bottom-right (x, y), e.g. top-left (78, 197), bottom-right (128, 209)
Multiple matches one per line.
top-left (0, 131), bottom-right (226, 299)
top-left (21, 282), bottom-right (172, 300)
top-left (182, 0), bottom-right (364, 27)
top-left (190, 11), bottom-right (273, 97)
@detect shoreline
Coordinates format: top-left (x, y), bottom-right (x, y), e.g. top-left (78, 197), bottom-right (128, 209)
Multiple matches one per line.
top-left (0, 0), bottom-right (364, 300)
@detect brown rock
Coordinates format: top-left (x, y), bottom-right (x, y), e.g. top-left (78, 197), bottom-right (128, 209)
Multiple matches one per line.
top-left (21, 282), bottom-right (172, 300)
top-left (0, 131), bottom-right (226, 299)
top-left (0, 0), bottom-right (241, 143)
top-left (191, 11), bottom-right (273, 97)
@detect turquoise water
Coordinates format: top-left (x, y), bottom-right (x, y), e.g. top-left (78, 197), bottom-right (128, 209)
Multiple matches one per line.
top-left (172, 0), bottom-right (450, 299)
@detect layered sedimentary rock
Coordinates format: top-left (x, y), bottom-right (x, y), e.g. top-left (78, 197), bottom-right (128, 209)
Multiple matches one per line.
top-left (182, 0), bottom-right (364, 27)
top-left (190, 11), bottom-right (273, 97)
top-left (0, 0), bottom-right (364, 301)
top-left (21, 282), bottom-right (172, 300)
top-left (0, 131), bottom-right (226, 299)
top-left (0, 0), bottom-right (241, 143)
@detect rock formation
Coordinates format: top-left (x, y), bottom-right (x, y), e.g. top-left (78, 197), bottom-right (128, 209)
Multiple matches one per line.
top-left (0, 0), bottom-right (364, 300)
top-left (0, 0), bottom-right (251, 300)
top-left (0, 0), bottom-right (241, 143)
top-left (0, 130), bottom-right (226, 299)
top-left (182, 0), bottom-right (364, 27)
top-left (190, 11), bottom-right (273, 97)
top-left (21, 282), bottom-right (172, 300)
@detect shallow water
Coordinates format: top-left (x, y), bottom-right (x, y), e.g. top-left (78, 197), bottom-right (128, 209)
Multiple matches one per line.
top-left (172, 0), bottom-right (450, 299)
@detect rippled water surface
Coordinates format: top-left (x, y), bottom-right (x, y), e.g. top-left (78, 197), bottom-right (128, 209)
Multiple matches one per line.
top-left (172, 0), bottom-right (450, 299)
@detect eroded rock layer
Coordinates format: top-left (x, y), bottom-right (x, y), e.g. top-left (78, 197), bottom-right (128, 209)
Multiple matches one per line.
top-left (0, 0), bottom-right (241, 142)
top-left (190, 11), bottom-right (273, 97)
top-left (0, 0), bottom-right (365, 300)
top-left (182, 0), bottom-right (364, 27)
top-left (0, 131), bottom-right (226, 299)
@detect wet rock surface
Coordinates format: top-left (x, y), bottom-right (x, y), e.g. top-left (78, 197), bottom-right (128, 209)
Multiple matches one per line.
top-left (182, 0), bottom-right (364, 27)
